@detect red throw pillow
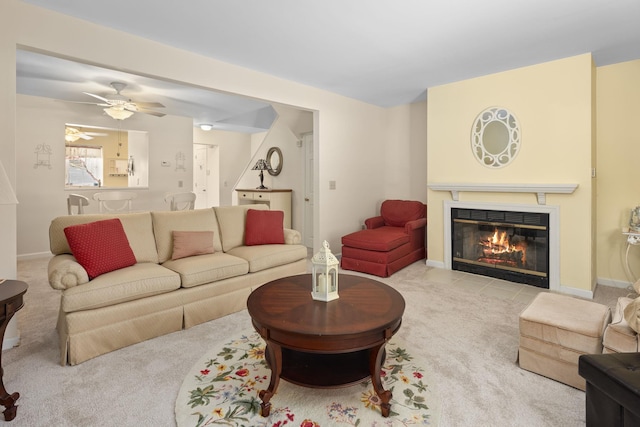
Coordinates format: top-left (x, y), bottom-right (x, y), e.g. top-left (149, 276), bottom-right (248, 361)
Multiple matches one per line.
top-left (245, 209), bottom-right (285, 246)
top-left (171, 231), bottom-right (215, 260)
top-left (64, 218), bottom-right (137, 279)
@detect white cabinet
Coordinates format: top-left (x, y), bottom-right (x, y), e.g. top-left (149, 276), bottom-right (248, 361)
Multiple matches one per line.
top-left (236, 189), bottom-right (292, 228)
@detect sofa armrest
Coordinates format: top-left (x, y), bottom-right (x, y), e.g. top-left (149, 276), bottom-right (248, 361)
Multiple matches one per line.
top-left (48, 254), bottom-right (89, 290)
top-left (365, 216), bottom-right (385, 229)
top-left (284, 228), bottom-right (302, 245)
top-left (405, 217), bottom-right (427, 233)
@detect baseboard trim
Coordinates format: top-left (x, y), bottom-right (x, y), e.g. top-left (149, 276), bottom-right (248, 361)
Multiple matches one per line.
top-left (17, 251), bottom-right (51, 261)
top-left (597, 276), bottom-right (634, 290)
top-left (426, 259), bottom-right (445, 269)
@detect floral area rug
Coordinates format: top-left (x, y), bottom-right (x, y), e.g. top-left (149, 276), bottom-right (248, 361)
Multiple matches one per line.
top-left (175, 331), bottom-right (440, 427)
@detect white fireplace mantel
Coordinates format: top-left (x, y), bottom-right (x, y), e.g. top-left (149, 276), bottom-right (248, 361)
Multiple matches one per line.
top-left (428, 183), bottom-right (579, 205)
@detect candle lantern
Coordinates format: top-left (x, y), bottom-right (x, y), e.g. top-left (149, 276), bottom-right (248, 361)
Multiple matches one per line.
top-left (311, 240), bottom-right (339, 302)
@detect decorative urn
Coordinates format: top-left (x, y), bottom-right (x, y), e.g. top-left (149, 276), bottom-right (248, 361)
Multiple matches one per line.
top-left (311, 240), bottom-right (339, 302)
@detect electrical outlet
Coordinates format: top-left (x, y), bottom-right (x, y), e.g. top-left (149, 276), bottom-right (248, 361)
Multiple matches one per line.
top-left (329, 180), bottom-right (336, 190)
top-left (178, 180), bottom-right (183, 188)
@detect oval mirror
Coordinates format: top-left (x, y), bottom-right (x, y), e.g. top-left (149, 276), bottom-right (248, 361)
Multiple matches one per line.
top-left (471, 107), bottom-right (520, 168)
top-left (266, 147), bottom-right (283, 176)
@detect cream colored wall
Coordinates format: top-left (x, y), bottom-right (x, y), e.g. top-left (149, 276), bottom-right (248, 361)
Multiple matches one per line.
top-left (596, 60), bottom-right (640, 286)
top-left (2, 1), bottom-right (402, 258)
top-left (427, 54), bottom-right (595, 293)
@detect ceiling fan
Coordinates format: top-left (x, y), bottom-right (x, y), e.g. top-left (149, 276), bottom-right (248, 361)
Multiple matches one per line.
top-left (82, 82), bottom-right (166, 119)
top-left (65, 126), bottom-right (108, 142)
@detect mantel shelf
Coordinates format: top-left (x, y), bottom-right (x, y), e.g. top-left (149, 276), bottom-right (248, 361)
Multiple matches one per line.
top-left (427, 183), bottom-right (579, 205)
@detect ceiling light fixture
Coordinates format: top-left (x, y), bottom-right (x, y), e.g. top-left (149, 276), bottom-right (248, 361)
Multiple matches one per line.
top-left (104, 106), bottom-right (134, 120)
top-left (199, 124), bottom-right (213, 131)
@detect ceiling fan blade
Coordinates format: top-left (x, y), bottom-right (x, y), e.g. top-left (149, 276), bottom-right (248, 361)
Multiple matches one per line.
top-left (78, 134), bottom-right (93, 140)
top-left (83, 92), bottom-right (111, 104)
top-left (134, 101), bottom-right (165, 109)
top-left (137, 108), bottom-right (166, 117)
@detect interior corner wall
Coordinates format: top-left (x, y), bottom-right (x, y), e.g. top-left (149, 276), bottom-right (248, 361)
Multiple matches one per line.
top-left (427, 54), bottom-right (595, 292)
top-left (596, 59), bottom-right (640, 286)
top-left (384, 101), bottom-right (428, 205)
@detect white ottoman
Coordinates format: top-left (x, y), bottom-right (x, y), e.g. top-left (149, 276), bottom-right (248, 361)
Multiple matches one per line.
top-left (518, 292), bottom-right (611, 390)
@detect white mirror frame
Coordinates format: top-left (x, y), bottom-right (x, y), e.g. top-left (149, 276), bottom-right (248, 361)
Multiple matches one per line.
top-left (471, 107), bottom-right (521, 168)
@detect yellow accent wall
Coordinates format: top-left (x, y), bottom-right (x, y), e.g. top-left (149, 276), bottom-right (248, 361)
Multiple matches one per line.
top-left (596, 59), bottom-right (640, 286)
top-left (427, 54), bottom-right (595, 293)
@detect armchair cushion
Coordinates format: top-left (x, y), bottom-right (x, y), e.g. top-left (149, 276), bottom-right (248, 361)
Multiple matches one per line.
top-left (380, 200), bottom-right (426, 227)
top-left (342, 227), bottom-right (409, 252)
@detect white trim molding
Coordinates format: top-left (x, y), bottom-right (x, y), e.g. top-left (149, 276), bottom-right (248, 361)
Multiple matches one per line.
top-left (428, 183), bottom-right (578, 205)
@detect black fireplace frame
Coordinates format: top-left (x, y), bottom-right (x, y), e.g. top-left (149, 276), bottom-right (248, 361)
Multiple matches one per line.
top-left (451, 208), bottom-right (550, 288)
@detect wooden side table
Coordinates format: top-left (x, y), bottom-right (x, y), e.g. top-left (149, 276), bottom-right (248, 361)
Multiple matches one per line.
top-left (0, 280), bottom-right (28, 422)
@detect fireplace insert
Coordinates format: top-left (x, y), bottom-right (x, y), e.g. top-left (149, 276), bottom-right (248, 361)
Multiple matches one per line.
top-left (451, 208), bottom-right (549, 288)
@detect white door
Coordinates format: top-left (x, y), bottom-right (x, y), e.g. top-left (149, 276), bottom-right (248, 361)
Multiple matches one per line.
top-left (193, 145), bottom-right (208, 208)
top-left (303, 133), bottom-right (314, 249)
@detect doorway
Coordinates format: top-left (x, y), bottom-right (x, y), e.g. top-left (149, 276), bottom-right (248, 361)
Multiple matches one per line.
top-left (193, 144), bottom-right (220, 208)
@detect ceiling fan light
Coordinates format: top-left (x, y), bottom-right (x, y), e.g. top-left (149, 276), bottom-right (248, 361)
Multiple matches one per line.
top-left (65, 134), bottom-right (80, 142)
top-left (200, 124), bottom-right (213, 131)
top-left (104, 106), bottom-right (134, 120)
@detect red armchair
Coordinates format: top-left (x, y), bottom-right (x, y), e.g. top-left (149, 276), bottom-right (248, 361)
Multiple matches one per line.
top-left (341, 200), bottom-right (426, 277)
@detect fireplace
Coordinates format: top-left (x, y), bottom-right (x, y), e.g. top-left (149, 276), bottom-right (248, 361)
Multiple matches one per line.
top-left (451, 207), bottom-right (550, 288)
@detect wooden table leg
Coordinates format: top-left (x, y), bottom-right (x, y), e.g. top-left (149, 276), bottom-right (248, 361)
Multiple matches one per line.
top-left (259, 342), bottom-right (282, 417)
top-left (0, 325), bottom-right (19, 421)
top-left (370, 342), bottom-right (392, 417)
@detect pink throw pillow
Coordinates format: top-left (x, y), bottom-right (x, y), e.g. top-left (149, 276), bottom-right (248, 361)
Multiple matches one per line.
top-left (64, 218), bottom-right (136, 279)
top-left (171, 231), bottom-right (215, 260)
top-left (245, 209), bottom-right (285, 246)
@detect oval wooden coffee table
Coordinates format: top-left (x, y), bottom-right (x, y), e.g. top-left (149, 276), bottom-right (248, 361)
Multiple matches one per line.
top-left (247, 273), bottom-right (405, 418)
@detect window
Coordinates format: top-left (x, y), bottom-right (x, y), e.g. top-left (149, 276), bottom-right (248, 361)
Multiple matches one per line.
top-left (65, 145), bottom-right (103, 187)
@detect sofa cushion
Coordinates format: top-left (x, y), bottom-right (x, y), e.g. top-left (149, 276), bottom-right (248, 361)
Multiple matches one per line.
top-left (215, 204), bottom-right (269, 252)
top-left (226, 244), bottom-right (308, 273)
top-left (161, 252), bottom-right (249, 288)
top-left (152, 209), bottom-right (222, 263)
top-left (64, 218), bottom-right (137, 279)
top-left (245, 209), bottom-right (285, 245)
top-left (61, 262), bottom-right (181, 313)
top-left (50, 212), bottom-right (159, 263)
top-left (172, 231), bottom-right (215, 260)
top-left (342, 227), bottom-right (410, 252)
top-left (380, 200), bottom-right (426, 227)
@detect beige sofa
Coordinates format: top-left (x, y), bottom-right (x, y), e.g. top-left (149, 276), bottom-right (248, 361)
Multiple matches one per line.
top-left (48, 204), bottom-right (307, 365)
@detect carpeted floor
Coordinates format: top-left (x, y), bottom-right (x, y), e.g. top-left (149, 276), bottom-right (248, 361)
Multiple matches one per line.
top-left (1, 256), bottom-right (629, 426)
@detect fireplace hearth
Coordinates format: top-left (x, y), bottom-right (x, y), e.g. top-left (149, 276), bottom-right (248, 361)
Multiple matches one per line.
top-left (451, 208), bottom-right (550, 288)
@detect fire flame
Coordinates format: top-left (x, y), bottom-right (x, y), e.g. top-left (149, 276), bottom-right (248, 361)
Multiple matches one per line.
top-left (481, 229), bottom-right (527, 264)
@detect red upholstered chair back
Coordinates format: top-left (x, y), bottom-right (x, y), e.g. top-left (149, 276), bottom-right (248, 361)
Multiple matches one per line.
top-left (380, 200), bottom-right (426, 227)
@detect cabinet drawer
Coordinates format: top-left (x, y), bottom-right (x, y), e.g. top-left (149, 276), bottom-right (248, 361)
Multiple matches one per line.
top-left (238, 192), bottom-right (254, 200)
top-left (253, 192), bottom-right (270, 201)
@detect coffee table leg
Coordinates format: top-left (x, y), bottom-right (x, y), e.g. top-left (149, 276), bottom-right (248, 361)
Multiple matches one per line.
top-left (259, 342), bottom-right (282, 417)
top-left (370, 342), bottom-right (392, 417)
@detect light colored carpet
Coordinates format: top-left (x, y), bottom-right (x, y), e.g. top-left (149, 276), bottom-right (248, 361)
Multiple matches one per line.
top-left (1, 257), bottom-right (628, 426)
top-left (175, 331), bottom-right (439, 426)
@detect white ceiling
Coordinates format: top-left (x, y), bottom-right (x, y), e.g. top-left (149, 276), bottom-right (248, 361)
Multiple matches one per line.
top-left (17, 0), bottom-right (640, 117)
